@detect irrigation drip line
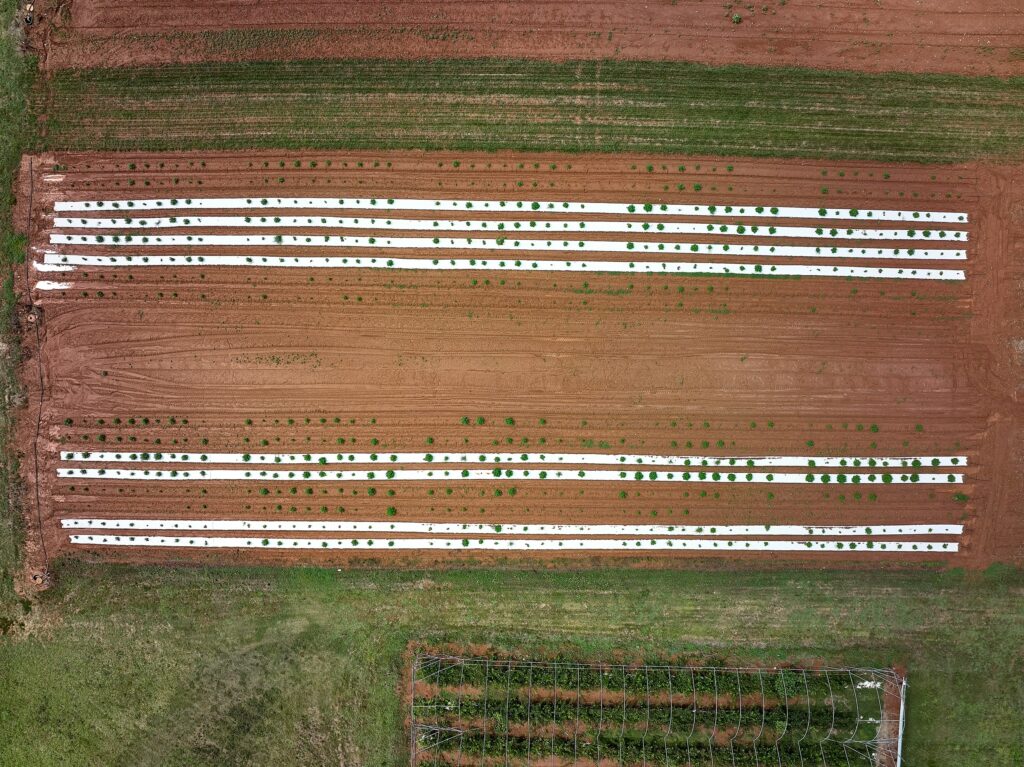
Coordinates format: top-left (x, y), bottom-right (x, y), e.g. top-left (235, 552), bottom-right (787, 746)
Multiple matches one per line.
top-left (20, 158), bottom-right (49, 572)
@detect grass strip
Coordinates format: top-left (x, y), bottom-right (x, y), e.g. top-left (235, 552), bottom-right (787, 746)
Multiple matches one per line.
top-left (32, 59), bottom-right (1024, 163)
top-left (0, 0), bottom-right (33, 627)
top-left (0, 564), bottom-right (1020, 765)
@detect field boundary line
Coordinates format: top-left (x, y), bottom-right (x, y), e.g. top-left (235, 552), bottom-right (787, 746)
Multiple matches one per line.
top-left (21, 158), bottom-right (49, 571)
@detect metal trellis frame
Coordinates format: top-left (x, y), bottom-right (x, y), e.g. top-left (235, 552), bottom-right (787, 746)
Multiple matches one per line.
top-left (408, 655), bottom-right (903, 767)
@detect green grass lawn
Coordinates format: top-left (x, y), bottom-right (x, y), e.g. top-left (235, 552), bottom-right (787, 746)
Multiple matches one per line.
top-left (0, 562), bottom-right (1021, 766)
top-left (33, 59), bottom-right (1024, 163)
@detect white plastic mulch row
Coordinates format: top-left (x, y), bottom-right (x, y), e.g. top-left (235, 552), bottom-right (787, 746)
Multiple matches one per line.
top-left (52, 216), bottom-right (969, 242)
top-left (33, 262), bottom-right (74, 272)
top-left (49, 234), bottom-right (966, 261)
top-left (66, 534), bottom-right (959, 553)
top-left (57, 467), bottom-right (963, 484)
top-left (59, 518), bottom-right (965, 537)
top-left (34, 281), bottom-right (71, 291)
top-left (38, 254), bottom-right (965, 281)
top-left (52, 197), bottom-right (969, 224)
top-left (59, 451), bottom-right (968, 469)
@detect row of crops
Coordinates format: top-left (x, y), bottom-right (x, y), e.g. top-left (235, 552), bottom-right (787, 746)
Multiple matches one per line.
top-left (37, 195), bottom-right (970, 286)
top-left (57, 448), bottom-right (966, 556)
top-left (32, 59), bottom-right (1024, 163)
top-left (61, 519), bottom-right (962, 538)
top-left (50, 234), bottom-right (965, 261)
top-left (63, 517), bottom-right (963, 554)
top-left (66, 535), bottom-right (958, 554)
top-left (56, 466), bottom-right (964, 484)
top-left (58, 450), bottom-right (968, 468)
top-left (50, 196), bottom-right (971, 223)
top-left (36, 254), bottom-right (963, 282)
top-left (410, 655), bottom-right (903, 766)
top-left (54, 214), bottom-right (969, 241)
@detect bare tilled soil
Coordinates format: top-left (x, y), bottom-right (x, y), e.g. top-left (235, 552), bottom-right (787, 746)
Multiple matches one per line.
top-left (27, 0), bottom-right (1024, 75)
top-left (13, 151), bottom-right (1024, 569)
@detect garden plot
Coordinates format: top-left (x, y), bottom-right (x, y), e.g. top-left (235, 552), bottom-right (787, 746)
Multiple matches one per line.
top-left (51, 196), bottom-right (970, 222)
top-left (62, 518), bottom-right (963, 556)
top-left (21, 152), bottom-right (1015, 568)
top-left (59, 519), bottom-right (964, 537)
top-left (39, 194), bottom-right (969, 286)
top-left (408, 653), bottom-right (906, 766)
top-left (38, 254), bottom-right (963, 281)
top-left (57, 467), bottom-right (962, 485)
top-left (55, 450), bottom-right (968, 486)
top-left (59, 450), bottom-right (969, 468)
top-left (55, 449), bottom-right (967, 557)
top-left (47, 238), bottom-right (966, 261)
top-left (65, 535), bottom-right (958, 555)
top-left (54, 214), bottom-right (969, 241)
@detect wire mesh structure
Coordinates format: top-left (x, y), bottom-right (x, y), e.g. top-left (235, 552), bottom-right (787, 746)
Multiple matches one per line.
top-left (409, 654), bottom-right (905, 767)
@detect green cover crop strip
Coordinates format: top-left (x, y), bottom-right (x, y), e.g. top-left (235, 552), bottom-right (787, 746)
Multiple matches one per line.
top-left (33, 60), bottom-right (1024, 163)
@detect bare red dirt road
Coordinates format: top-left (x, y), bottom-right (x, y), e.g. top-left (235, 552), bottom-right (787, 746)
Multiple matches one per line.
top-left (27, 0), bottom-right (1024, 75)
top-left (12, 151), bottom-right (1024, 570)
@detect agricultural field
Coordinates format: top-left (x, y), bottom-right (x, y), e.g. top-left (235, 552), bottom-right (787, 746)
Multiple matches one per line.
top-left (409, 652), bottom-right (906, 766)
top-left (13, 151), bottom-right (1024, 568)
top-left (3, 1), bottom-right (1024, 765)
top-left (29, 59), bottom-right (1024, 162)
top-left (25, 0), bottom-right (1024, 75)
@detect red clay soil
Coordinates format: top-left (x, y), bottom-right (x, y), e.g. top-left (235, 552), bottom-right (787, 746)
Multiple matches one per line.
top-left (11, 151), bottom-right (1024, 573)
top-left (24, 0), bottom-right (1024, 75)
